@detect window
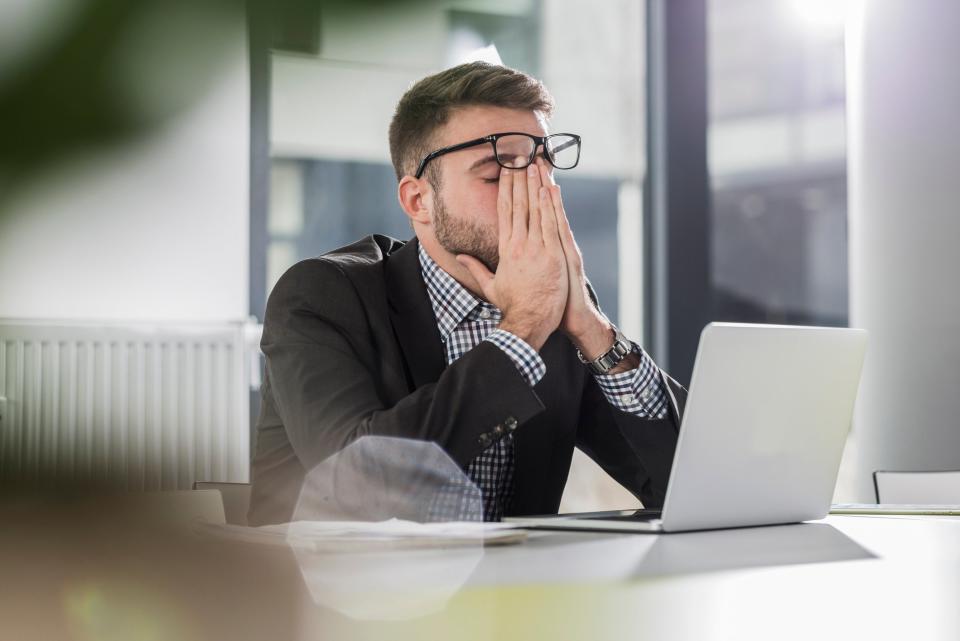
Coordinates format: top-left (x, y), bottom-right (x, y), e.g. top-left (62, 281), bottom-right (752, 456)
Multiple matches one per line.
top-left (708, 0), bottom-right (848, 326)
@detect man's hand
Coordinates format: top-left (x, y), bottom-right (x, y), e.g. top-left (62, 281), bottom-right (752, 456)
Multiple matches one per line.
top-left (537, 160), bottom-right (640, 372)
top-left (533, 159), bottom-right (605, 339)
top-left (455, 163), bottom-right (568, 351)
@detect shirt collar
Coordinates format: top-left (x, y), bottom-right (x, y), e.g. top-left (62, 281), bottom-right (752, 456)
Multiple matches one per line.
top-left (418, 244), bottom-right (499, 340)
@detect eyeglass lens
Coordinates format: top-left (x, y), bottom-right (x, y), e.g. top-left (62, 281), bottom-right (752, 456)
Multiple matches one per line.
top-left (546, 135), bottom-right (579, 169)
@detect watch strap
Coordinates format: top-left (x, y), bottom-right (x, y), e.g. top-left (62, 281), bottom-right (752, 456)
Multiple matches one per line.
top-left (577, 326), bottom-right (632, 375)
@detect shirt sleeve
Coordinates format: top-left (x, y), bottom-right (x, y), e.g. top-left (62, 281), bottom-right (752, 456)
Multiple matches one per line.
top-left (483, 328), bottom-right (546, 387)
top-left (593, 343), bottom-right (669, 418)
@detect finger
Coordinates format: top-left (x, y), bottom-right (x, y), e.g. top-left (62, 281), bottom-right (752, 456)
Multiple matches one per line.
top-left (548, 184), bottom-right (571, 242)
top-left (545, 183), bottom-right (582, 305)
top-left (538, 157), bottom-right (554, 188)
top-left (526, 163), bottom-right (543, 242)
top-left (539, 186), bottom-right (560, 248)
top-left (497, 167), bottom-right (514, 249)
top-left (456, 254), bottom-right (497, 302)
top-left (541, 156), bottom-right (557, 186)
top-left (537, 160), bottom-right (560, 246)
top-left (549, 184), bottom-right (583, 268)
top-left (512, 161), bottom-right (529, 240)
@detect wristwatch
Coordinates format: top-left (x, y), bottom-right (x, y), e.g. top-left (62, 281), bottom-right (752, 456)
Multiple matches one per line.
top-left (576, 325), bottom-right (633, 375)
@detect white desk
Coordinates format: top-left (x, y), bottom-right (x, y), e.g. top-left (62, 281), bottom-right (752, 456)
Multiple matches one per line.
top-left (299, 515), bottom-right (960, 641)
top-left (3, 500), bottom-right (958, 641)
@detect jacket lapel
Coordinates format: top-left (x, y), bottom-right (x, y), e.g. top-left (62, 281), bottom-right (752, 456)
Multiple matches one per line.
top-left (384, 238), bottom-right (447, 388)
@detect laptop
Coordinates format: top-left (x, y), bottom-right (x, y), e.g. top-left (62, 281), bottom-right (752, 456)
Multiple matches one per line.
top-left (505, 323), bottom-right (868, 533)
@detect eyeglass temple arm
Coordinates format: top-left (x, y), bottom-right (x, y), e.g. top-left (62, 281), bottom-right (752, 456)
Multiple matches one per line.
top-left (548, 136), bottom-right (579, 154)
top-left (415, 136), bottom-right (492, 178)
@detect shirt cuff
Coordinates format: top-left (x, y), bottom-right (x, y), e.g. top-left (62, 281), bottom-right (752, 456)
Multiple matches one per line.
top-left (593, 343), bottom-right (669, 418)
top-left (484, 329), bottom-right (546, 387)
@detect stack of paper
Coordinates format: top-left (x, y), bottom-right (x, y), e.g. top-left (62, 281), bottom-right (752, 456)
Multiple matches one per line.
top-left (195, 518), bottom-right (527, 550)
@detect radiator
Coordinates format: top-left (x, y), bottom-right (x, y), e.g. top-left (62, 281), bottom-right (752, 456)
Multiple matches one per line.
top-left (0, 320), bottom-right (258, 491)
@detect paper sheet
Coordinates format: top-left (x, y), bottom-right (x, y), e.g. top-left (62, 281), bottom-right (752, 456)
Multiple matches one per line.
top-left (194, 518), bottom-right (527, 549)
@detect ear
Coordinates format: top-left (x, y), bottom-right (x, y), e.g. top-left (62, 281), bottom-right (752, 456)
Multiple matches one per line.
top-left (397, 175), bottom-right (432, 226)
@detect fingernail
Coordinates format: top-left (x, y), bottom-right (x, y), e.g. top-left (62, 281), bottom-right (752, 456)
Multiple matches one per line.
top-left (527, 165), bottom-right (537, 176)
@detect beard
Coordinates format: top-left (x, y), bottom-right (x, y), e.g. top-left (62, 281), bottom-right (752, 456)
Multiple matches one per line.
top-left (433, 192), bottom-right (500, 272)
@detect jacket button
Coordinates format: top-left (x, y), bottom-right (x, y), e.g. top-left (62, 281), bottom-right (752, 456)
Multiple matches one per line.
top-left (504, 416), bottom-right (518, 430)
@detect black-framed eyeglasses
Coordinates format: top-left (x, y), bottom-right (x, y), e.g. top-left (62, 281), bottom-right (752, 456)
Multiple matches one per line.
top-left (414, 132), bottom-right (581, 179)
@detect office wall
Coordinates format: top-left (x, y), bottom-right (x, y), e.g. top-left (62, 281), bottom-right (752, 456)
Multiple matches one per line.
top-left (845, 0), bottom-right (960, 500)
top-left (0, 30), bottom-right (249, 323)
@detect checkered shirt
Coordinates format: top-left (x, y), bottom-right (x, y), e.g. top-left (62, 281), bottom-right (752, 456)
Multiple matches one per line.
top-left (418, 245), bottom-right (668, 521)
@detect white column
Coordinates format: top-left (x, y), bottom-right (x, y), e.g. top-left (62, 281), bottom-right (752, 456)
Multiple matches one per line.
top-left (845, 0), bottom-right (960, 501)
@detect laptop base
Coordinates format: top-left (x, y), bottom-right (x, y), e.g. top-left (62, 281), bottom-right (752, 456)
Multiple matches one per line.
top-left (505, 509), bottom-right (665, 533)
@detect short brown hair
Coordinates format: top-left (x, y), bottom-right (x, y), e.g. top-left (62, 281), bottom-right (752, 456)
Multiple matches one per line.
top-left (388, 62), bottom-right (555, 182)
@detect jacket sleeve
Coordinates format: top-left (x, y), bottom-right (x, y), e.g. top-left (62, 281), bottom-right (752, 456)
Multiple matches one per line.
top-left (575, 368), bottom-right (687, 508)
top-left (261, 259), bottom-right (546, 473)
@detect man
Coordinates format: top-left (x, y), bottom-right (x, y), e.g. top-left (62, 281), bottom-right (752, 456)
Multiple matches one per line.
top-left (248, 62), bottom-right (686, 526)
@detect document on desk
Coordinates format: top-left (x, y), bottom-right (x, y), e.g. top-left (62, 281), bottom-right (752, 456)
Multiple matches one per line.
top-left (195, 518), bottom-right (527, 550)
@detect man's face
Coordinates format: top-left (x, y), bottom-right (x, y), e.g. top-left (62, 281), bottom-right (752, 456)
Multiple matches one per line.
top-left (428, 105), bottom-right (549, 272)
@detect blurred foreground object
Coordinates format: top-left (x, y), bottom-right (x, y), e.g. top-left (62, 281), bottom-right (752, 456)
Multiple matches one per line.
top-left (292, 436), bottom-right (483, 523)
top-left (0, 0), bottom-right (245, 212)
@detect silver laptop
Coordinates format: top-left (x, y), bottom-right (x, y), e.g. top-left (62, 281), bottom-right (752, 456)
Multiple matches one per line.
top-left (505, 323), bottom-right (868, 533)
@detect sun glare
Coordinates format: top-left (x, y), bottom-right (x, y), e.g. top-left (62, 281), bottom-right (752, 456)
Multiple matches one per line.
top-left (789, 0), bottom-right (863, 34)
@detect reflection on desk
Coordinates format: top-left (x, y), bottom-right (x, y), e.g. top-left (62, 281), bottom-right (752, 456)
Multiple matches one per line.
top-left (467, 522), bottom-right (872, 585)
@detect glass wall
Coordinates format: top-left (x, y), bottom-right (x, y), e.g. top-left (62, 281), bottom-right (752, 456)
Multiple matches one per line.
top-left (708, 0), bottom-right (848, 326)
top-left (260, 0), bottom-right (646, 337)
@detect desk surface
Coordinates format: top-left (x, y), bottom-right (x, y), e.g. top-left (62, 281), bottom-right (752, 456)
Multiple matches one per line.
top-left (301, 514), bottom-right (960, 641)
top-left (3, 501), bottom-right (959, 641)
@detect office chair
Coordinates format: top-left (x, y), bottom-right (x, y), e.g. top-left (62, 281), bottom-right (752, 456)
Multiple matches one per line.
top-left (194, 481), bottom-right (252, 525)
top-left (873, 470), bottom-right (960, 504)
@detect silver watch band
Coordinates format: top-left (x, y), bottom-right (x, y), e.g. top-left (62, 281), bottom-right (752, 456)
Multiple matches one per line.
top-left (576, 326), bottom-right (632, 375)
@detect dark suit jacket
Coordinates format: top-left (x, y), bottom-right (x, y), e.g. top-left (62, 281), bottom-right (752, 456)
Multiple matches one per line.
top-left (248, 235), bottom-right (686, 525)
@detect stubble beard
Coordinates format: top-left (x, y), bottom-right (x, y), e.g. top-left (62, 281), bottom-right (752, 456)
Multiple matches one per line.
top-left (433, 191), bottom-right (500, 273)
